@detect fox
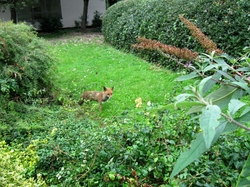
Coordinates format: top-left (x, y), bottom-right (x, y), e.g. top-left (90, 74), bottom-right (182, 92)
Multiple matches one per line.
top-left (78, 86), bottom-right (114, 110)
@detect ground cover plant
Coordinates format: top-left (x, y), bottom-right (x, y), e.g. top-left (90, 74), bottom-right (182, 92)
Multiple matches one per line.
top-left (0, 26), bottom-right (249, 186)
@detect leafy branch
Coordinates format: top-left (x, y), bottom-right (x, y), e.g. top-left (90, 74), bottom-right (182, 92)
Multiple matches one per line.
top-left (132, 15), bottom-right (250, 183)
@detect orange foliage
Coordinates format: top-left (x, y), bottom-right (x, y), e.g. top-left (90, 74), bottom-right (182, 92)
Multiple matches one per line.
top-left (132, 15), bottom-right (223, 61)
top-left (132, 37), bottom-right (199, 61)
top-left (179, 15), bottom-right (224, 54)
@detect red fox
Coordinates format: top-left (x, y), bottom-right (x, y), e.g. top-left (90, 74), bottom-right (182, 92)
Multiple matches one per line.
top-left (78, 86), bottom-right (114, 110)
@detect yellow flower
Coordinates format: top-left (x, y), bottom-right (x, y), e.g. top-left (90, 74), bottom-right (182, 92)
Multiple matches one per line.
top-left (135, 97), bottom-right (142, 108)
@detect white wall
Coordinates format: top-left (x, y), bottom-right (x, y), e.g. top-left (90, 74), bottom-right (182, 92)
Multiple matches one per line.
top-left (0, 0), bottom-right (106, 28)
top-left (88, 0), bottom-right (106, 25)
top-left (60, 0), bottom-right (106, 28)
top-left (0, 7), bottom-right (11, 21)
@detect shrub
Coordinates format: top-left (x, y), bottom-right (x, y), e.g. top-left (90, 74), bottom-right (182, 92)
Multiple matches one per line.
top-left (28, 105), bottom-right (250, 186)
top-left (92, 10), bottom-right (102, 30)
top-left (39, 17), bottom-right (63, 32)
top-left (0, 21), bottom-right (57, 104)
top-left (102, 0), bottom-right (250, 68)
top-left (0, 141), bottom-right (46, 186)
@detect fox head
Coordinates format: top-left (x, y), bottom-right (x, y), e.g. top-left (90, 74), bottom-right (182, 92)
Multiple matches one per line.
top-left (103, 86), bottom-right (114, 99)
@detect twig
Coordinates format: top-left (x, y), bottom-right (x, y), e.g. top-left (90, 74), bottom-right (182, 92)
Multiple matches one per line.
top-left (221, 112), bottom-right (250, 132)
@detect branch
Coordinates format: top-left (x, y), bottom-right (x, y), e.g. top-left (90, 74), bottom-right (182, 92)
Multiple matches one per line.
top-left (221, 112), bottom-right (250, 132)
top-left (157, 49), bottom-right (239, 89)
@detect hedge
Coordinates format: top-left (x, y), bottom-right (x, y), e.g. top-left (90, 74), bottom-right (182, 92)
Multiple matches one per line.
top-left (102, 0), bottom-right (250, 69)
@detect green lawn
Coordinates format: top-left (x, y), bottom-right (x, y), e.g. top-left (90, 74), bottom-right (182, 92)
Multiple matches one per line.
top-left (51, 35), bottom-right (186, 118)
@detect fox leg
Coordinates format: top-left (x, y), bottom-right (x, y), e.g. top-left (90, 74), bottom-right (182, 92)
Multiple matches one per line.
top-left (78, 99), bottom-right (84, 105)
top-left (99, 102), bottom-right (102, 111)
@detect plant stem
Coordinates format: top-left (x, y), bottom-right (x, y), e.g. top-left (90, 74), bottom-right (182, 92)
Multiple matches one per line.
top-left (221, 112), bottom-right (250, 131)
top-left (157, 49), bottom-right (239, 89)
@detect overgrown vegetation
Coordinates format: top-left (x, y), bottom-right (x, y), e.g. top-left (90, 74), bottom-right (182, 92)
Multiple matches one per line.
top-left (102, 0), bottom-right (250, 69)
top-left (0, 3), bottom-right (250, 185)
top-left (133, 14), bottom-right (250, 186)
top-left (39, 17), bottom-right (63, 32)
top-left (0, 21), bottom-right (56, 104)
top-left (92, 10), bottom-right (102, 31)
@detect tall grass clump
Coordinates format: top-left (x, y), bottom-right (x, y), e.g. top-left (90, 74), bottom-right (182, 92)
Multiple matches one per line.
top-left (0, 21), bottom-right (57, 104)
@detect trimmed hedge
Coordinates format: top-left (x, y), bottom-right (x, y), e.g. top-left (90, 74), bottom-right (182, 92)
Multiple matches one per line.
top-left (102, 0), bottom-right (250, 68)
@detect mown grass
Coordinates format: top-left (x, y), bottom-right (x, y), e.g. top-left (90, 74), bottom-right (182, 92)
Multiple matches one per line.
top-left (49, 33), bottom-right (189, 120)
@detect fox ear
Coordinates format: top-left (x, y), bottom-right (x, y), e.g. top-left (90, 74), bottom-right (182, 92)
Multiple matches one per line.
top-left (112, 86), bottom-right (114, 90)
top-left (103, 86), bottom-right (107, 91)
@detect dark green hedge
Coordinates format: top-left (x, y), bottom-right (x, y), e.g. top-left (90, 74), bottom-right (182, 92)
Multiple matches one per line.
top-left (102, 0), bottom-right (250, 68)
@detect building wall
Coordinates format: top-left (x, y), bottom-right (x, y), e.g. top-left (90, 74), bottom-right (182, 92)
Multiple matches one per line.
top-left (0, 7), bottom-right (11, 21)
top-left (0, 0), bottom-right (106, 28)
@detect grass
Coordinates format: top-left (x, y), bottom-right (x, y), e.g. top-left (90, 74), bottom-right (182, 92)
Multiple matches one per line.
top-left (49, 33), bottom-right (189, 120)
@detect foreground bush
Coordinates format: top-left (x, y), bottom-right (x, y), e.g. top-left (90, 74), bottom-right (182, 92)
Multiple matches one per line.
top-left (0, 21), bottom-right (56, 104)
top-left (0, 141), bottom-right (45, 186)
top-left (25, 107), bottom-right (249, 186)
top-left (102, 0), bottom-right (250, 68)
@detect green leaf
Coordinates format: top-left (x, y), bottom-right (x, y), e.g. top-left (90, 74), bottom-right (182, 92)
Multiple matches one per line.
top-left (154, 157), bottom-right (158, 163)
top-left (150, 102), bottom-right (204, 114)
top-left (238, 108), bottom-right (250, 124)
top-left (217, 70), bottom-right (236, 82)
top-left (170, 122), bottom-right (225, 178)
top-left (223, 121), bottom-right (238, 133)
top-left (203, 64), bottom-right (220, 72)
top-left (175, 101), bottom-right (205, 109)
top-left (240, 107), bottom-right (250, 117)
top-left (175, 72), bottom-right (199, 81)
top-left (187, 105), bottom-right (204, 114)
top-left (188, 85), bottom-right (240, 114)
top-left (205, 85), bottom-right (238, 109)
top-left (213, 58), bottom-right (228, 71)
top-left (232, 82), bottom-right (250, 95)
top-left (236, 154), bottom-right (250, 187)
top-left (198, 76), bottom-right (212, 96)
top-left (228, 99), bottom-right (246, 115)
top-left (200, 105), bottom-right (221, 149)
top-left (174, 93), bottom-right (195, 107)
top-left (201, 72), bottom-right (221, 95)
top-left (224, 107), bottom-right (250, 133)
top-left (108, 173), bottom-right (116, 181)
top-left (236, 67), bottom-right (250, 72)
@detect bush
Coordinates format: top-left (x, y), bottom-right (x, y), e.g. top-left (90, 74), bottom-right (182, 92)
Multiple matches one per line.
top-left (0, 21), bottom-right (57, 104)
top-left (0, 141), bottom-right (46, 186)
top-left (102, 0), bottom-right (250, 68)
top-left (39, 17), bottom-right (63, 32)
top-left (29, 106), bottom-right (250, 186)
top-left (92, 11), bottom-right (102, 30)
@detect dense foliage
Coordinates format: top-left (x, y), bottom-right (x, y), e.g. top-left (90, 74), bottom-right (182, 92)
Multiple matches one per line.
top-left (39, 17), bottom-right (63, 32)
top-left (102, 0), bottom-right (250, 68)
top-left (2, 104), bottom-right (249, 186)
top-left (0, 21), bottom-right (56, 104)
top-left (0, 24), bottom-right (249, 186)
top-left (133, 12), bottom-right (250, 185)
top-left (0, 141), bottom-right (46, 186)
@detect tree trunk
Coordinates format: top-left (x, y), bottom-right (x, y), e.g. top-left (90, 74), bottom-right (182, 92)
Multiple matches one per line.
top-left (10, 1), bottom-right (17, 23)
top-left (81, 0), bottom-right (89, 32)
